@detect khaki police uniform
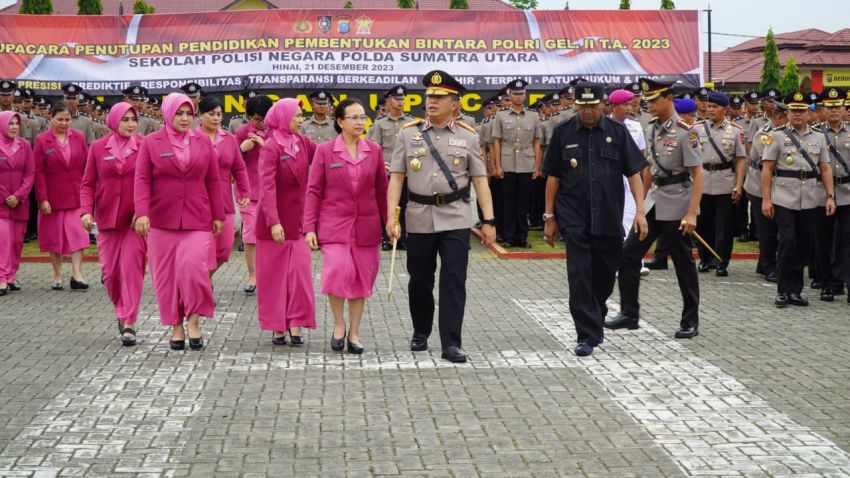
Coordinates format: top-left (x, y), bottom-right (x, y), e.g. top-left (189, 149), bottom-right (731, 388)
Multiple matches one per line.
top-left (228, 115), bottom-right (247, 134)
top-left (814, 120), bottom-right (850, 295)
top-left (70, 112), bottom-right (95, 144)
top-left (368, 112), bottom-right (414, 160)
top-left (300, 116), bottom-right (336, 144)
top-left (745, 122), bottom-right (779, 277)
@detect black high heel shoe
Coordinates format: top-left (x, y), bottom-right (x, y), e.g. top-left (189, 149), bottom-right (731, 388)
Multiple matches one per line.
top-left (188, 337), bottom-right (204, 350)
top-left (70, 278), bottom-right (89, 290)
top-left (170, 327), bottom-right (186, 350)
top-left (330, 329), bottom-right (346, 352)
top-left (121, 327), bottom-right (137, 347)
top-left (272, 332), bottom-right (287, 345)
top-left (289, 330), bottom-right (304, 346)
top-left (346, 339), bottom-right (364, 355)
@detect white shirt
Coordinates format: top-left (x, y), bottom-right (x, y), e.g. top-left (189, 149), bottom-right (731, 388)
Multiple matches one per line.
top-left (611, 115), bottom-right (646, 236)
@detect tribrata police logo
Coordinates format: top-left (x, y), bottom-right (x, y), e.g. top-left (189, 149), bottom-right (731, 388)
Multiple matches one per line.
top-left (317, 16), bottom-right (331, 33)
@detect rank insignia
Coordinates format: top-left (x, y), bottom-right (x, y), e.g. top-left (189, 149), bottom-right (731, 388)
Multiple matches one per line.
top-left (412, 132), bottom-right (422, 141)
top-left (785, 156), bottom-right (794, 165)
top-left (760, 135), bottom-right (771, 145)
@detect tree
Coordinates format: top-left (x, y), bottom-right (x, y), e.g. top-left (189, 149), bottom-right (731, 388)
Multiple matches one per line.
top-left (759, 28), bottom-right (782, 91)
top-left (133, 0), bottom-right (155, 13)
top-left (20, 0), bottom-right (52, 14)
top-left (398, 0), bottom-right (415, 7)
top-left (450, 0), bottom-right (469, 8)
top-left (779, 56), bottom-right (800, 95)
top-left (343, 0), bottom-right (352, 7)
top-left (509, 0), bottom-right (537, 8)
top-left (660, 0), bottom-right (674, 8)
top-left (77, 0), bottom-right (103, 14)
top-left (619, 0), bottom-right (630, 8)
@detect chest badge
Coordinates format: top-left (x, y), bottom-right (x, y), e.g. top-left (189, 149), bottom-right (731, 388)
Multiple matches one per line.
top-left (785, 156), bottom-right (794, 165)
top-left (410, 157), bottom-right (422, 171)
top-left (605, 136), bottom-right (612, 144)
top-left (452, 158), bottom-right (460, 166)
top-left (412, 132), bottom-right (423, 141)
top-left (569, 158), bottom-right (578, 168)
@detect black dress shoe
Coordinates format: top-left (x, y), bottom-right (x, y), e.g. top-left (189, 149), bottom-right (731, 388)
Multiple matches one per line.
top-left (330, 331), bottom-right (346, 352)
top-left (121, 328), bottom-right (137, 347)
top-left (410, 332), bottom-right (429, 352)
top-left (441, 345), bottom-right (467, 363)
top-left (832, 284), bottom-right (845, 296)
top-left (70, 278), bottom-right (89, 290)
top-left (244, 284), bottom-right (256, 294)
top-left (697, 262), bottom-right (716, 273)
top-left (381, 240), bottom-right (392, 251)
top-left (8, 280), bottom-right (21, 291)
top-left (574, 343), bottom-right (594, 357)
top-left (774, 293), bottom-right (788, 307)
top-left (346, 340), bottom-right (364, 354)
top-left (765, 272), bottom-right (778, 283)
top-left (755, 264), bottom-right (764, 275)
top-left (188, 337), bottom-right (204, 350)
top-left (715, 268), bottom-right (729, 277)
top-left (674, 325), bottom-right (699, 339)
top-left (0, 287), bottom-right (7, 296)
top-left (810, 279), bottom-right (822, 289)
top-left (169, 339), bottom-right (186, 351)
top-left (737, 233), bottom-right (750, 242)
top-left (788, 293), bottom-right (809, 306)
top-left (500, 241), bottom-right (514, 249)
top-left (272, 332), bottom-right (288, 345)
top-left (644, 257), bottom-right (668, 270)
top-left (603, 314), bottom-right (639, 330)
top-left (820, 288), bottom-right (835, 302)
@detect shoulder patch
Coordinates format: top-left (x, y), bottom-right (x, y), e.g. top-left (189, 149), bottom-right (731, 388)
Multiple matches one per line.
top-left (402, 118), bottom-right (424, 129)
top-left (677, 119), bottom-right (692, 130)
top-left (811, 124), bottom-right (822, 133)
top-left (456, 120), bottom-right (476, 133)
top-left (688, 130), bottom-right (699, 148)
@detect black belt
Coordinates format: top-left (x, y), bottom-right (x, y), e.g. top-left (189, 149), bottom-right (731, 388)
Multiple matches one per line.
top-left (702, 162), bottom-right (733, 171)
top-left (408, 185), bottom-right (469, 207)
top-left (835, 175), bottom-right (850, 185)
top-left (774, 169), bottom-right (820, 181)
top-left (652, 172), bottom-right (691, 187)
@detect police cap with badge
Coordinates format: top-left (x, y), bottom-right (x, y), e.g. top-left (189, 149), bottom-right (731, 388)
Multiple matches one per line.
top-left (744, 90), bottom-right (761, 104)
top-left (0, 80), bottom-right (16, 95)
top-left (730, 95), bottom-right (745, 109)
top-left (638, 76), bottom-right (677, 101)
top-left (61, 83), bottom-right (83, 98)
top-left (309, 90), bottom-right (333, 104)
top-left (180, 82), bottom-right (203, 98)
top-left (384, 85), bottom-right (407, 100)
top-left (505, 78), bottom-right (528, 95)
top-left (819, 87), bottom-right (845, 107)
top-left (122, 85), bottom-right (148, 99)
top-left (423, 70), bottom-right (466, 96)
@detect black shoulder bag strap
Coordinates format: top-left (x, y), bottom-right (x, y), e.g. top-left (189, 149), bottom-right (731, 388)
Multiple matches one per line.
top-left (703, 121), bottom-right (732, 164)
top-left (650, 124), bottom-right (674, 177)
top-left (420, 125), bottom-right (458, 191)
top-left (783, 130), bottom-right (819, 174)
top-left (823, 129), bottom-right (850, 173)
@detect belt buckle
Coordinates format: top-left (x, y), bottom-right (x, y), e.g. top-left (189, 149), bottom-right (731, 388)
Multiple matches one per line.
top-left (800, 170), bottom-right (807, 181)
top-left (837, 176), bottom-right (844, 185)
top-left (651, 175), bottom-right (659, 185)
top-left (433, 193), bottom-right (446, 207)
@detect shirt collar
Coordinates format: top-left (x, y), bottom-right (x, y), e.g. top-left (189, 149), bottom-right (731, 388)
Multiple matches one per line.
top-left (423, 118), bottom-right (456, 133)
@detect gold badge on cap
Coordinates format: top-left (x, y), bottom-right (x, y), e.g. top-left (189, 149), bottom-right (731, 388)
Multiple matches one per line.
top-left (569, 158), bottom-right (578, 168)
top-left (410, 158), bottom-right (422, 171)
top-left (785, 156), bottom-right (794, 165)
top-left (641, 81), bottom-right (650, 92)
top-left (829, 89), bottom-right (839, 99)
top-left (431, 72), bottom-right (442, 85)
top-left (793, 92), bottom-right (803, 102)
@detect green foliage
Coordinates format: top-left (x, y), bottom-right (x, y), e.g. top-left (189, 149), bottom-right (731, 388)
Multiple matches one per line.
top-left (398, 0), bottom-right (415, 7)
top-left (759, 28), bottom-right (782, 91)
top-left (779, 56), bottom-right (800, 96)
top-left (77, 0), bottom-right (103, 14)
top-left (133, 0), bottom-right (155, 13)
top-left (619, 0), bottom-right (630, 8)
top-left (20, 0), bottom-right (53, 14)
top-left (509, 0), bottom-right (538, 9)
top-left (660, 0), bottom-right (674, 8)
top-left (343, 0), bottom-right (353, 7)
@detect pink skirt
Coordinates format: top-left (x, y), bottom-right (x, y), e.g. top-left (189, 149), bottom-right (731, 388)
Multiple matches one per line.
top-left (240, 201), bottom-right (257, 245)
top-left (320, 241), bottom-right (380, 299)
top-left (256, 237), bottom-right (316, 332)
top-left (97, 227), bottom-right (147, 324)
top-left (148, 228), bottom-right (215, 326)
top-left (0, 218), bottom-right (27, 283)
top-left (37, 208), bottom-right (89, 255)
top-left (209, 213), bottom-right (236, 269)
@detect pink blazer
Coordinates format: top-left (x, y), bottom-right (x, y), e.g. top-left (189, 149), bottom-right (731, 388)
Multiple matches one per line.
top-left (256, 133), bottom-right (317, 241)
top-left (303, 136), bottom-right (388, 246)
top-left (134, 128), bottom-right (225, 231)
top-left (80, 133), bottom-right (143, 231)
top-left (212, 131), bottom-right (251, 214)
top-left (34, 129), bottom-right (88, 211)
top-left (235, 124), bottom-right (263, 202)
top-left (0, 138), bottom-right (35, 221)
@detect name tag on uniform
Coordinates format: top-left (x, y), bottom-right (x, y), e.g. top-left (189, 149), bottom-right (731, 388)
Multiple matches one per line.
top-left (330, 162), bottom-right (344, 169)
top-left (279, 154), bottom-right (291, 161)
top-left (160, 152), bottom-right (174, 157)
top-left (448, 138), bottom-right (467, 148)
top-left (0, 156), bottom-right (7, 161)
top-left (104, 155), bottom-right (116, 161)
top-left (411, 141), bottom-right (424, 148)
top-left (45, 148), bottom-right (55, 154)
top-left (565, 144), bottom-right (579, 149)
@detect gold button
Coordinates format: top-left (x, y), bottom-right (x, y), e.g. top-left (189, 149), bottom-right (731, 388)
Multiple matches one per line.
top-left (433, 173), bottom-right (438, 177)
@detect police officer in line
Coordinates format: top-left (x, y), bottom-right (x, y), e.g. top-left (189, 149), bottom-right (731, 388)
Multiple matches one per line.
top-left (0, 80), bottom-right (15, 113)
top-left (147, 95), bottom-right (163, 123)
top-left (606, 77), bottom-right (704, 339)
top-left (694, 91), bottom-right (747, 276)
top-left (694, 86), bottom-right (712, 122)
top-left (385, 70), bottom-right (496, 364)
top-left (741, 90), bottom-right (763, 144)
top-left (22, 88), bottom-right (48, 138)
top-left (730, 94), bottom-right (757, 242)
top-left (369, 85), bottom-right (415, 250)
top-left (477, 95), bottom-right (501, 230)
top-left (227, 89), bottom-right (258, 133)
top-left (625, 81), bottom-right (653, 130)
top-left (542, 82), bottom-right (648, 357)
top-left (813, 87), bottom-right (850, 301)
top-left (761, 91), bottom-right (836, 308)
top-left (11, 88), bottom-right (37, 144)
top-left (91, 102), bottom-right (111, 140)
top-left (300, 90), bottom-right (336, 144)
top-left (60, 84), bottom-right (95, 143)
top-left (491, 78), bottom-right (542, 248)
top-left (122, 85), bottom-right (159, 135)
top-left (748, 88), bottom-right (781, 140)
top-left (744, 101), bottom-right (788, 283)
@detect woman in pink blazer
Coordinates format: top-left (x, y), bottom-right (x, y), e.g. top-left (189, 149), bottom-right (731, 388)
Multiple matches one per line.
top-left (256, 98), bottom-right (317, 346)
top-left (195, 96), bottom-right (250, 278)
top-left (34, 102), bottom-right (90, 290)
top-left (134, 93), bottom-right (225, 351)
top-left (234, 95), bottom-right (274, 294)
top-left (80, 102), bottom-right (147, 346)
top-left (304, 98), bottom-right (388, 354)
top-left (0, 111), bottom-right (34, 296)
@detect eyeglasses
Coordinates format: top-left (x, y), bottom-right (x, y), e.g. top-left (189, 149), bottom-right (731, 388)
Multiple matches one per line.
top-left (344, 115), bottom-right (368, 122)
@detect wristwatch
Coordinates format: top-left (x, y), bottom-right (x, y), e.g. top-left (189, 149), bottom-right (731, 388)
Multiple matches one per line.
top-left (827, 193), bottom-right (836, 200)
top-left (543, 213), bottom-right (556, 222)
top-left (481, 218), bottom-right (496, 226)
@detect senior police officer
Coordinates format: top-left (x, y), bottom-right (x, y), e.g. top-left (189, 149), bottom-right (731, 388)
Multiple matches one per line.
top-left (694, 91), bottom-right (747, 276)
top-left (744, 102), bottom-right (788, 283)
top-left (605, 77), bottom-right (704, 339)
top-left (761, 91), bottom-right (836, 307)
top-left (491, 78), bottom-right (542, 248)
top-left (301, 90), bottom-right (336, 144)
top-left (542, 82), bottom-right (648, 356)
top-left (386, 70), bottom-right (496, 363)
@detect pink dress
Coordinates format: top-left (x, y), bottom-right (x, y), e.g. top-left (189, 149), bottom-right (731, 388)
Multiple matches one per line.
top-left (235, 123), bottom-right (267, 245)
top-left (0, 113), bottom-right (34, 285)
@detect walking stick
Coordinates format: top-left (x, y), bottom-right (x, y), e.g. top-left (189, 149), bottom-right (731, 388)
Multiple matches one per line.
top-left (682, 219), bottom-right (723, 263)
top-left (387, 206), bottom-right (402, 301)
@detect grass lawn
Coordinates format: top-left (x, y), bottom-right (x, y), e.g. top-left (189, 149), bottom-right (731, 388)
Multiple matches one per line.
top-left (518, 230), bottom-right (761, 255)
top-left (22, 241), bottom-right (98, 257)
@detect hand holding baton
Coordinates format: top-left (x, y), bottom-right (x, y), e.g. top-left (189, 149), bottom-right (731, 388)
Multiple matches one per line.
top-left (387, 206), bottom-right (402, 301)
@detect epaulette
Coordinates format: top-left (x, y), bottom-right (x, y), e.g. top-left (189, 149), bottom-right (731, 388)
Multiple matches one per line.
top-left (811, 124), bottom-right (822, 133)
top-left (648, 116), bottom-right (659, 124)
top-left (456, 120), bottom-right (476, 133)
top-left (498, 107), bottom-right (509, 112)
top-left (730, 122), bottom-right (743, 130)
top-left (677, 118), bottom-right (693, 130)
top-left (402, 118), bottom-right (424, 128)
top-left (374, 114), bottom-right (386, 120)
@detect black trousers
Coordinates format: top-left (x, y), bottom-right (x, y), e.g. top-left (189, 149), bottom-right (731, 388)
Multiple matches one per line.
top-left (774, 206), bottom-right (818, 295)
top-left (501, 172), bottom-right (532, 244)
top-left (814, 205), bottom-right (850, 290)
top-left (696, 193), bottom-right (735, 268)
top-left (749, 196), bottom-right (778, 276)
top-left (619, 209), bottom-right (700, 328)
top-left (735, 193), bottom-right (756, 236)
top-left (562, 228), bottom-right (623, 346)
top-left (652, 236), bottom-right (670, 260)
top-left (25, 188), bottom-right (38, 237)
top-left (491, 177), bottom-right (504, 235)
top-left (836, 205), bottom-right (850, 288)
top-left (529, 176), bottom-right (547, 227)
top-left (407, 229), bottom-right (469, 349)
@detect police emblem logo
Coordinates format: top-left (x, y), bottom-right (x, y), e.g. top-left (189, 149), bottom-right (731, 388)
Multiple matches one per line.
top-left (318, 92), bottom-right (327, 99)
top-left (793, 92), bottom-right (803, 101)
top-left (293, 20), bottom-right (312, 33)
top-left (583, 87), bottom-right (591, 95)
top-left (356, 16), bottom-right (373, 35)
top-left (829, 89), bottom-right (839, 99)
top-left (396, 87), bottom-right (404, 95)
top-left (12, 90), bottom-right (20, 97)
top-left (641, 81), bottom-right (649, 92)
top-left (1, 81), bottom-right (10, 89)
top-left (317, 16), bottom-right (332, 33)
top-left (337, 16), bottom-right (351, 34)
top-left (515, 81), bottom-right (522, 88)
top-left (431, 72), bottom-right (442, 85)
